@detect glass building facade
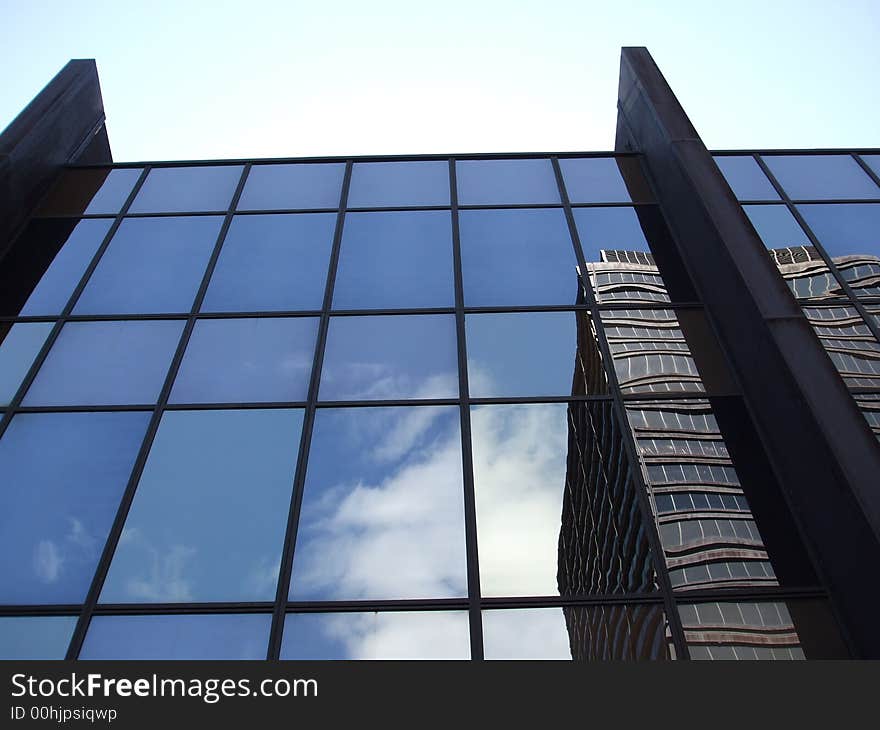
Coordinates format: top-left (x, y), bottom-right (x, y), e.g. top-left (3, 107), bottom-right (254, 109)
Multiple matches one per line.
top-left (0, 53), bottom-right (876, 660)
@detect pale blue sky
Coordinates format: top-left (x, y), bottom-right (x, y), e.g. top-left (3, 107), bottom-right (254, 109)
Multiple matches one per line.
top-left (2, 1), bottom-right (878, 161)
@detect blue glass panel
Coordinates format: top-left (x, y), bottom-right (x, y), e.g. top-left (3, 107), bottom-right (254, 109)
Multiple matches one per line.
top-left (459, 208), bottom-right (579, 306)
top-left (80, 614), bottom-right (270, 660)
top-left (281, 611), bottom-right (469, 659)
top-left (0, 616), bottom-right (77, 659)
top-left (466, 311), bottom-right (603, 397)
top-left (100, 409), bottom-right (302, 602)
top-left (714, 156), bottom-right (780, 201)
top-left (170, 318), bottom-right (317, 403)
top-left (333, 211), bottom-right (454, 309)
top-left (0, 412), bottom-right (150, 603)
top-left (574, 206), bottom-right (650, 263)
top-left (456, 159), bottom-right (560, 205)
top-left (764, 155), bottom-right (879, 200)
top-left (0, 322), bottom-right (54, 405)
top-left (74, 217), bottom-right (222, 314)
top-left (85, 168), bottom-right (142, 214)
top-left (23, 320), bottom-right (184, 406)
top-left (129, 166), bottom-right (243, 213)
top-left (560, 157), bottom-right (646, 203)
top-left (348, 161), bottom-right (449, 207)
top-left (744, 205), bottom-right (810, 248)
top-left (289, 406), bottom-right (466, 601)
top-left (19, 219), bottom-right (113, 316)
top-left (237, 163), bottom-right (344, 210)
top-left (320, 315), bottom-right (458, 400)
top-left (202, 213), bottom-right (335, 312)
top-left (797, 203), bottom-right (880, 259)
top-left (862, 155), bottom-right (880, 180)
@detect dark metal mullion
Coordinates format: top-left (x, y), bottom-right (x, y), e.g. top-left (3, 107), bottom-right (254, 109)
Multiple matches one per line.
top-left (449, 158), bottom-right (485, 661)
top-left (63, 163), bottom-right (253, 659)
top-left (0, 167), bottom-right (153, 445)
top-left (754, 154), bottom-right (880, 346)
top-left (266, 161), bottom-right (353, 660)
top-left (853, 153), bottom-right (880, 190)
top-left (551, 156), bottom-right (690, 660)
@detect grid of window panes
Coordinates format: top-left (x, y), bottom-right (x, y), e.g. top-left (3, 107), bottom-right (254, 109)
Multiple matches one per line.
top-left (714, 151), bottom-right (880, 441)
top-left (0, 154), bottom-right (847, 660)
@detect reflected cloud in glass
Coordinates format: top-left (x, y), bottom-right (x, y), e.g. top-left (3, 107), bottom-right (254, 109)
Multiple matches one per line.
top-left (281, 611), bottom-right (470, 659)
top-left (0, 616), bottom-right (77, 659)
top-left (100, 409), bottom-right (303, 603)
top-left (290, 406), bottom-right (467, 601)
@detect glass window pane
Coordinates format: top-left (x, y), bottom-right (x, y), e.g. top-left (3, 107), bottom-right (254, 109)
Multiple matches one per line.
top-left (681, 599), bottom-right (847, 660)
top-left (129, 165), bottom-right (243, 213)
top-left (37, 167), bottom-right (141, 216)
top-left (0, 616), bottom-right (77, 659)
top-left (290, 406), bottom-right (466, 601)
top-left (2, 219), bottom-right (113, 316)
top-left (348, 161), bottom-right (449, 207)
top-left (74, 217), bottom-right (222, 314)
top-left (764, 155), bottom-right (879, 200)
top-left (22, 320), bottom-right (184, 406)
top-left (797, 203), bottom-right (880, 260)
top-left (202, 213), bottom-right (335, 312)
top-left (281, 611), bottom-right (469, 660)
top-left (471, 403), bottom-right (656, 597)
top-left (100, 409), bottom-right (303, 603)
top-left (456, 159), bottom-right (559, 205)
top-left (600, 309), bottom-right (736, 396)
top-left (482, 605), bottom-right (670, 660)
top-left (80, 614), bottom-right (270, 660)
top-left (0, 412), bottom-right (150, 603)
top-left (744, 205), bottom-right (810, 248)
top-left (320, 314), bottom-right (458, 400)
top-left (714, 156), bottom-right (779, 201)
top-left (575, 206), bottom-right (650, 261)
top-left (459, 208), bottom-right (578, 306)
top-left (0, 322), bottom-right (54, 405)
top-left (170, 317), bottom-right (317, 404)
top-left (466, 311), bottom-right (607, 397)
top-left (334, 211), bottom-right (454, 309)
top-left (237, 163), bottom-right (344, 210)
top-left (862, 155), bottom-right (880, 180)
top-left (560, 157), bottom-right (652, 203)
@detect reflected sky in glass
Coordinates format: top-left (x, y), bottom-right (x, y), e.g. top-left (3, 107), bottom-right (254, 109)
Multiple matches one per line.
top-left (170, 317), bottom-right (318, 403)
top-left (714, 156), bottom-right (779, 200)
top-left (37, 168), bottom-right (141, 217)
top-left (559, 157), bottom-right (636, 203)
top-left (202, 213), bottom-right (335, 312)
top-left (334, 211), bottom-right (454, 309)
top-left (320, 315), bottom-right (458, 400)
top-left (862, 155), bottom-right (880, 180)
top-left (281, 611), bottom-right (469, 659)
top-left (80, 614), bottom-right (270, 660)
top-left (83, 168), bottom-right (142, 214)
top-left (74, 216), bottom-right (223, 314)
top-left (471, 403), bottom-right (567, 597)
top-left (237, 163), bottom-right (344, 210)
top-left (23, 320), bottom-right (184, 406)
top-left (744, 205), bottom-right (810, 248)
top-left (348, 161), bottom-right (449, 207)
top-left (129, 165), bottom-right (243, 213)
top-left (482, 607), bottom-right (573, 659)
top-left (19, 219), bottom-right (113, 316)
top-left (764, 155), bottom-right (879, 200)
top-left (0, 616), bottom-right (77, 659)
top-left (466, 312), bottom-right (599, 397)
top-left (574, 206), bottom-right (650, 262)
top-left (290, 406), bottom-right (466, 601)
top-left (0, 412), bottom-right (149, 603)
top-left (459, 208), bottom-right (579, 306)
top-left (100, 409), bottom-right (302, 603)
top-left (456, 158), bottom-right (560, 205)
top-left (797, 203), bottom-right (880, 259)
top-left (0, 322), bottom-right (53, 405)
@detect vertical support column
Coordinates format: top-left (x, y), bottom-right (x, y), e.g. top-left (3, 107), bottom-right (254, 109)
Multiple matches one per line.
top-left (615, 47), bottom-right (880, 657)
